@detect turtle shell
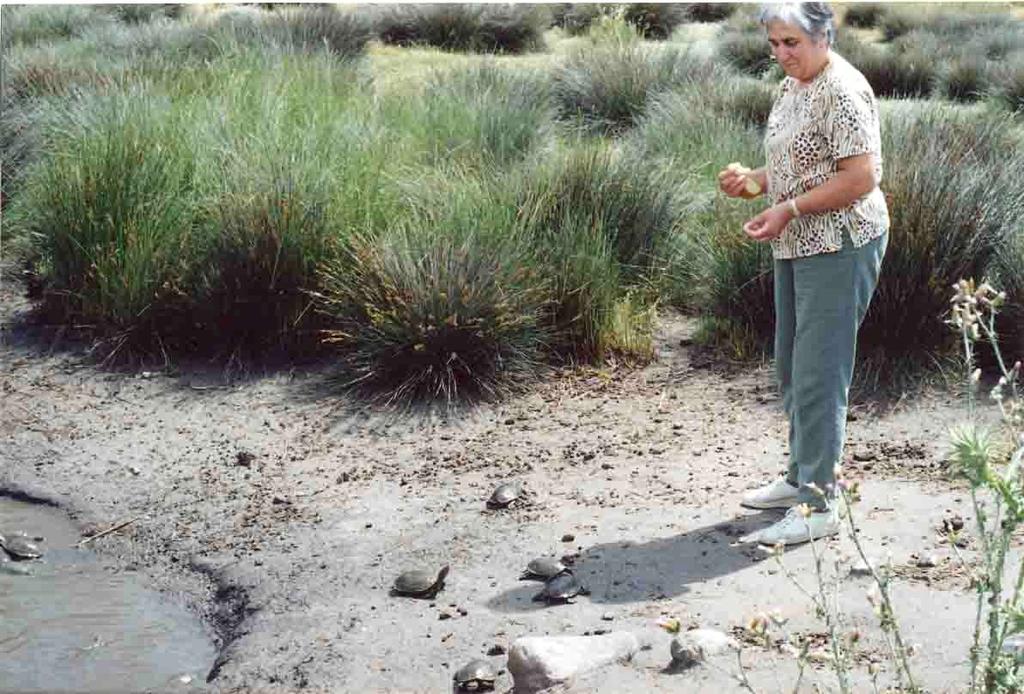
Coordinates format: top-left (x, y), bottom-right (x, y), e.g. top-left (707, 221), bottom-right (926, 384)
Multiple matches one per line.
top-left (533, 571), bottom-right (584, 603)
top-left (453, 658), bottom-right (496, 691)
top-left (0, 533), bottom-right (42, 560)
top-left (487, 483), bottom-right (521, 509)
top-left (521, 557), bottom-right (568, 581)
top-left (392, 565), bottom-right (449, 598)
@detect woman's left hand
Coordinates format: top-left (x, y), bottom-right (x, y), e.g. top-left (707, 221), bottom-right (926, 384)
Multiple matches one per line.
top-left (743, 204), bottom-right (792, 242)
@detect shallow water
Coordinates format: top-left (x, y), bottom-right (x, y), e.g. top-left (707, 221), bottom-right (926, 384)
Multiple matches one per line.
top-left (0, 497), bottom-right (216, 693)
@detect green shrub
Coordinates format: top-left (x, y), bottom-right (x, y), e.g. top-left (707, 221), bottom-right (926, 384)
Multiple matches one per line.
top-left (855, 104), bottom-right (1024, 384)
top-left (683, 3), bottom-right (736, 23)
top-left (261, 5), bottom-right (374, 57)
top-left (717, 28), bottom-right (773, 77)
top-left (0, 5), bottom-right (115, 47)
top-left (315, 211), bottom-right (551, 408)
top-left (991, 228), bottom-right (1024, 364)
top-left (843, 3), bottom-right (885, 29)
top-left (107, 4), bottom-right (178, 25)
top-left (5, 92), bottom-right (199, 347)
top-left (937, 53), bottom-right (993, 103)
top-left (553, 3), bottom-right (608, 36)
top-left (840, 34), bottom-right (936, 99)
top-left (512, 143), bottom-right (675, 357)
top-left (397, 62), bottom-right (552, 170)
top-left (629, 84), bottom-right (765, 185)
top-left (375, 4), bottom-right (547, 54)
top-left (553, 29), bottom-right (713, 136)
top-left (992, 57), bottom-right (1024, 113)
top-left (621, 3), bottom-right (689, 40)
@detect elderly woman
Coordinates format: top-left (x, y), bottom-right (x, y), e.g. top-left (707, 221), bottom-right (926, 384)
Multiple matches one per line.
top-left (718, 2), bottom-right (889, 546)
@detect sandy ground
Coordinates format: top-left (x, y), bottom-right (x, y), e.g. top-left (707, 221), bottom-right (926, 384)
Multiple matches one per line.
top-left (0, 269), bottom-right (1007, 694)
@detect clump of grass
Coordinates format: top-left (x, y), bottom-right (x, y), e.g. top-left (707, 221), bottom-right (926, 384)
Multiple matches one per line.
top-left (393, 61), bottom-right (553, 171)
top-left (261, 5), bottom-right (374, 58)
top-left (315, 208), bottom-right (551, 408)
top-left (839, 33), bottom-right (936, 99)
top-left (991, 230), bottom-right (1024, 365)
top-left (106, 4), bottom-right (178, 25)
top-left (374, 4), bottom-right (548, 54)
top-left (514, 143), bottom-right (674, 358)
top-left (0, 5), bottom-right (115, 47)
top-left (682, 3), bottom-right (736, 23)
top-left (717, 28), bottom-right (773, 77)
top-left (5, 91), bottom-right (199, 353)
top-left (553, 22), bottom-right (713, 136)
top-left (992, 56), bottom-right (1024, 114)
top-left (620, 3), bottom-right (689, 40)
top-left (842, 3), bottom-right (885, 29)
top-left (855, 103), bottom-right (1024, 387)
top-left (937, 53), bottom-right (993, 103)
top-left (552, 3), bottom-right (608, 37)
top-left (628, 83), bottom-right (765, 185)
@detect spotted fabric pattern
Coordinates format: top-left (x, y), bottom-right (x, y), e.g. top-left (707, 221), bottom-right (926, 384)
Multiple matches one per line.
top-left (764, 51), bottom-right (890, 259)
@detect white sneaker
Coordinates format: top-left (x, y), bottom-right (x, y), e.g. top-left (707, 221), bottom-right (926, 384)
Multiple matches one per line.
top-left (742, 506), bottom-right (840, 546)
top-left (740, 477), bottom-right (800, 510)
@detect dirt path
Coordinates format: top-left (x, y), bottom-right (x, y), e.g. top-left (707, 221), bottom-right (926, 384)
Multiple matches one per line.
top-left (0, 274), bottom-right (996, 693)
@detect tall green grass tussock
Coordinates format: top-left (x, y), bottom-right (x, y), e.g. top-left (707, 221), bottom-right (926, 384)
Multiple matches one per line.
top-left (391, 62), bottom-right (553, 171)
top-left (314, 208), bottom-right (551, 408)
top-left (5, 92), bottom-right (200, 351)
top-left (553, 23), bottom-right (715, 136)
top-left (842, 3), bottom-right (886, 30)
top-left (717, 28), bottom-right (774, 77)
top-left (857, 103), bottom-right (1024, 385)
top-left (374, 4), bottom-right (548, 54)
top-left (514, 143), bottom-right (675, 358)
top-left (0, 5), bottom-right (115, 47)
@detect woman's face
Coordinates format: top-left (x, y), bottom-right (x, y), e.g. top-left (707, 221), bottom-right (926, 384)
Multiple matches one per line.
top-left (766, 19), bottom-right (829, 83)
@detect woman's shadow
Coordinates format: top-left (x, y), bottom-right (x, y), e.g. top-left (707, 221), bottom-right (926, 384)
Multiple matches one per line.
top-left (485, 510), bottom-right (781, 613)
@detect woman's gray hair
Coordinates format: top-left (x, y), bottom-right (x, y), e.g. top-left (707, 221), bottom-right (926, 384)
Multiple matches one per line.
top-left (759, 3), bottom-right (835, 46)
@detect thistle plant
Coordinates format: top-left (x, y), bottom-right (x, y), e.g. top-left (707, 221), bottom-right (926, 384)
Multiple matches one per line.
top-left (946, 279), bottom-right (1024, 693)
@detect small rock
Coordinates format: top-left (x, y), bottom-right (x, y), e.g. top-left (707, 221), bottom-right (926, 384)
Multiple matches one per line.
top-left (179, 675), bottom-right (193, 685)
top-left (915, 554), bottom-right (939, 568)
top-left (128, 465), bottom-right (141, 476)
top-left (487, 644), bottom-right (506, 656)
top-left (853, 450), bottom-right (877, 462)
top-left (235, 451), bottom-right (255, 467)
top-left (457, 606), bottom-right (468, 616)
top-left (601, 612), bottom-right (614, 621)
top-left (669, 629), bottom-right (738, 668)
top-left (439, 611), bottom-right (452, 621)
top-left (561, 534), bottom-right (575, 543)
top-left (508, 632), bottom-right (639, 693)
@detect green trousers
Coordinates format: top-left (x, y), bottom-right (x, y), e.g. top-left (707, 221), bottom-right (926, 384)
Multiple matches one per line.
top-left (774, 230), bottom-right (888, 509)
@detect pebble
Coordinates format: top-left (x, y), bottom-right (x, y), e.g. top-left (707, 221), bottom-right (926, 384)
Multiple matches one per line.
top-left (601, 612), bottom-right (614, 621)
top-left (915, 554), bottom-right (939, 568)
top-left (487, 644), bottom-right (506, 656)
top-left (561, 534), bottom-right (575, 543)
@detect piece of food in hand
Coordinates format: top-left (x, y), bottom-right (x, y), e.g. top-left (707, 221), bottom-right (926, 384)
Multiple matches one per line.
top-left (724, 162), bottom-right (762, 198)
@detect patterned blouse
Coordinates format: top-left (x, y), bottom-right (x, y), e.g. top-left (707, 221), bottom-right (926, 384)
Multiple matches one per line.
top-left (764, 50), bottom-right (890, 259)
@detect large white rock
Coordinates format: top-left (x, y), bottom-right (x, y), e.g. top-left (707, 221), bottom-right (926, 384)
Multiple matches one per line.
top-left (507, 631), bottom-right (640, 693)
top-left (670, 628), bottom-right (738, 668)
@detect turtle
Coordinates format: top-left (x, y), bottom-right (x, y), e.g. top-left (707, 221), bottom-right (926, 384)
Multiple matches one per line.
top-left (532, 571), bottom-right (587, 604)
top-left (486, 483), bottom-right (521, 510)
top-left (520, 557), bottom-right (569, 581)
top-left (0, 531), bottom-right (42, 560)
top-left (452, 658), bottom-right (497, 691)
top-left (391, 565), bottom-right (449, 599)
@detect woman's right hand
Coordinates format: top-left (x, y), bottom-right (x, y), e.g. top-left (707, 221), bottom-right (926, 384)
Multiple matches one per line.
top-left (717, 163), bottom-right (764, 199)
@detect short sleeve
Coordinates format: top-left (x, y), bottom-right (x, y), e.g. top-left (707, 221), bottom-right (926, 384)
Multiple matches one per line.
top-left (822, 87), bottom-right (877, 161)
